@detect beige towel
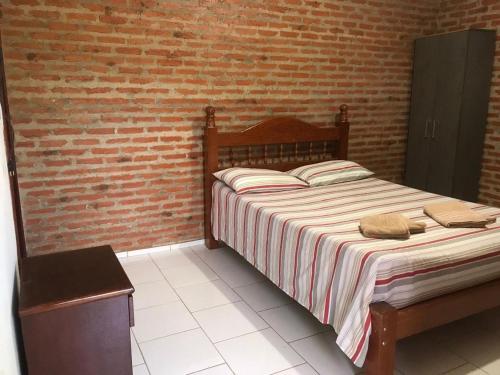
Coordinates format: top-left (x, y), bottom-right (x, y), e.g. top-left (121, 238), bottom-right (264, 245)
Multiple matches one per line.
top-left (405, 217), bottom-right (427, 234)
top-left (424, 201), bottom-right (496, 228)
top-left (359, 214), bottom-right (427, 239)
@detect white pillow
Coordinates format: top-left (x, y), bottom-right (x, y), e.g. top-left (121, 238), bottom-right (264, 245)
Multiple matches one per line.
top-left (213, 167), bottom-right (308, 194)
top-left (288, 160), bottom-right (373, 187)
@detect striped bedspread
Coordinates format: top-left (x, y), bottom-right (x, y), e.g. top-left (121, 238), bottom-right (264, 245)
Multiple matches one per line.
top-left (211, 177), bottom-right (500, 367)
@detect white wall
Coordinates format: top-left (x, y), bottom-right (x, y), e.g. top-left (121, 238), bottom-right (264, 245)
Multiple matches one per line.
top-left (0, 103), bottom-right (21, 375)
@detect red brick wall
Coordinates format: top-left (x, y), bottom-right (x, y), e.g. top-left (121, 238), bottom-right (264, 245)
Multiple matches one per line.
top-left (437, 0), bottom-right (500, 207)
top-left (0, 0), bottom-right (441, 254)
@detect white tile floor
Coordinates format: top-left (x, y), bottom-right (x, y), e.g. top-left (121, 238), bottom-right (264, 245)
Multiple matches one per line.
top-left (122, 246), bottom-right (500, 375)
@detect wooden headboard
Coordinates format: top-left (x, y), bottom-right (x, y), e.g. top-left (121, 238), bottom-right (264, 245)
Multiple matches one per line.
top-left (203, 104), bottom-right (350, 248)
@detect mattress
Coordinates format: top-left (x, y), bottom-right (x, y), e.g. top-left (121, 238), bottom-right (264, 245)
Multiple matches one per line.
top-left (211, 177), bottom-right (500, 366)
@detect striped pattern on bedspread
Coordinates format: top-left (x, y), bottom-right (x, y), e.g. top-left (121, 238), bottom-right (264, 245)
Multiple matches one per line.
top-left (211, 177), bottom-right (500, 367)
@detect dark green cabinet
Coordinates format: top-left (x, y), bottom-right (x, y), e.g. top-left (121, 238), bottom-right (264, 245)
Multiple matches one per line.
top-left (405, 29), bottom-right (495, 202)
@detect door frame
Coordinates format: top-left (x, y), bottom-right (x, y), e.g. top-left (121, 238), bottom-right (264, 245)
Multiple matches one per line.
top-left (0, 31), bottom-right (27, 261)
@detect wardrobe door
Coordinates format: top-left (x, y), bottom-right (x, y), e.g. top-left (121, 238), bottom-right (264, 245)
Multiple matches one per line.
top-left (425, 32), bottom-right (467, 196)
top-left (452, 30), bottom-right (495, 201)
top-left (405, 36), bottom-right (439, 190)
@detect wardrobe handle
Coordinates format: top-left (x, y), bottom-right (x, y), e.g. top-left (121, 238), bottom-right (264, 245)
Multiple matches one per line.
top-left (432, 119), bottom-right (438, 139)
top-left (424, 119), bottom-right (431, 138)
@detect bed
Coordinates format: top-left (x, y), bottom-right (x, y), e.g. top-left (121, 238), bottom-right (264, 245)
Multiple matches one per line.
top-left (202, 105), bottom-right (500, 374)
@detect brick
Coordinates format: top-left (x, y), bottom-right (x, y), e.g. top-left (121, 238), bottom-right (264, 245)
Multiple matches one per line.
top-left (2, 0), bottom-right (498, 255)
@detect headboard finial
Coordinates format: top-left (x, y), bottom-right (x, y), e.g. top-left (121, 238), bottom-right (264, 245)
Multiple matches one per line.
top-left (339, 104), bottom-right (349, 125)
top-left (205, 106), bottom-right (216, 128)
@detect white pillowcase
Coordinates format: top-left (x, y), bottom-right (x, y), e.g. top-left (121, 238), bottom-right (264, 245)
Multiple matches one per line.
top-left (213, 167), bottom-right (308, 194)
top-left (288, 160), bottom-right (373, 187)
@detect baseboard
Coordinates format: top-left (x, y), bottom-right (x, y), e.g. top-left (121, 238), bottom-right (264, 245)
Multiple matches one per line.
top-left (115, 239), bottom-right (205, 259)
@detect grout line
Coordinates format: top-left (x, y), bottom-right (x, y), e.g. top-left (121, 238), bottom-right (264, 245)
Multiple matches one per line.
top-left (121, 239), bottom-right (205, 259)
top-left (192, 305), bottom-right (270, 345)
top-left (186, 363), bottom-right (235, 375)
top-left (171, 239), bottom-right (205, 250)
top-left (127, 249), bottom-right (318, 374)
top-left (133, 298), bottom-right (181, 312)
top-left (171, 279), bottom-right (242, 313)
top-left (192, 247), bottom-right (266, 290)
top-left (130, 245), bottom-right (311, 372)
top-left (431, 326), bottom-right (488, 374)
top-left (231, 282), bottom-right (295, 315)
top-left (126, 246), bottom-right (368, 375)
top-left (209, 326), bottom-right (273, 345)
top-left (195, 247), bottom-right (298, 312)
top-left (131, 330), bottom-right (152, 375)
top-left (269, 364), bottom-right (315, 375)
top-left (441, 363), bottom-right (486, 375)
top-left (257, 328), bottom-right (308, 370)
top-left (201, 251), bottom-right (323, 374)
top-left (441, 351), bottom-right (486, 375)
top-left (188, 299), bottom-right (242, 314)
top-left (197, 250), bottom-right (327, 349)
top-left (287, 329), bottom-right (333, 344)
top-left (135, 245), bottom-right (278, 372)
top-left (128, 251), bottom-right (234, 373)
top-left (133, 255), bottom-right (203, 347)
top-left (136, 326), bottom-right (201, 345)
top-left (147, 255), bottom-right (233, 374)
top-left (125, 248), bottom-right (495, 375)
top-left (212, 325), bottom-right (282, 373)
top-left (190, 298), bottom-right (249, 315)
top-left (170, 286), bottom-right (233, 373)
top-left (253, 301), bottom-right (294, 313)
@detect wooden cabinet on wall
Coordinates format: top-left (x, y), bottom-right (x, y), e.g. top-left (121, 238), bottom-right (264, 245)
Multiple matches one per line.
top-left (405, 29), bottom-right (495, 202)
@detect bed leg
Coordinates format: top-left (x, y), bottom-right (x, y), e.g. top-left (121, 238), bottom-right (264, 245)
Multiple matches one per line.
top-left (205, 237), bottom-right (219, 249)
top-left (365, 302), bottom-right (398, 375)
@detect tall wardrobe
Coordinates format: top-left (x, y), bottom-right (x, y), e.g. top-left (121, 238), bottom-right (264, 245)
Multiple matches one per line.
top-left (405, 29), bottom-right (495, 202)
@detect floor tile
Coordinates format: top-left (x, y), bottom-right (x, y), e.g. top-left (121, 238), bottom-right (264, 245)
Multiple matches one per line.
top-left (196, 247), bottom-right (240, 271)
top-left (133, 280), bottom-right (179, 310)
top-left (132, 302), bottom-right (198, 343)
top-left (234, 280), bottom-right (293, 312)
top-left (191, 364), bottom-right (234, 374)
top-left (122, 258), bottom-right (164, 285)
top-left (161, 261), bottom-right (219, 288)
top-left (194, 301), bottom-right (268, 343)
top-left (444, 328), bottom-right (500, 375)
top-left (124, 250), bottom-right (500, 375)
top-left (274, 363), bottom-right (319, 375)
top-left (176, 279), bottom-right (240, 312)
top-left (151, 248), bottom-right (203, 270)
top-left (131, 332), bottom-right (144, 366)
top-left (192, 245), bottom-right (231, 262)
top-left (443, 364), bottom-right (488, 375)
top-left (120, 254), bottom-right (151, 265)
top-left (133, 364), bottom-right (149, 375)
top-left (140, 329), bottom-right (223, 375)
top-left (203, 250), bottom-right (266, 288)
top-left (291, 331), bottom-right (358, 375)
top-left (395, 333), bottom-right (466, 375)
top-left (421, 315), bottom-right (482, 344)
top-left (215, 263), bottom-right (265, 288)
top-left (216, 328), bottom-right (304, 375)
top-left (474, 306), bottom-right (500, 333)
top-left (189, 243), bottom-right (210, 253)
top-left (259, 303), bottom-right (328, 342)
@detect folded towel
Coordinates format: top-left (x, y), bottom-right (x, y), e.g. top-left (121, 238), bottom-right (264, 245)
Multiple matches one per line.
top-left (405, 217), bottom-right (427, 234)
top-left (424, 201), bottom-right (496, 228)
top-left (359, 214), bottom-right (426, 239)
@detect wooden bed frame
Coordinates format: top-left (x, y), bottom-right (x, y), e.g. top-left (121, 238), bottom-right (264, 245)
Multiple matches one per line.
top-left (202, 105), bottom-right (500, 375)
